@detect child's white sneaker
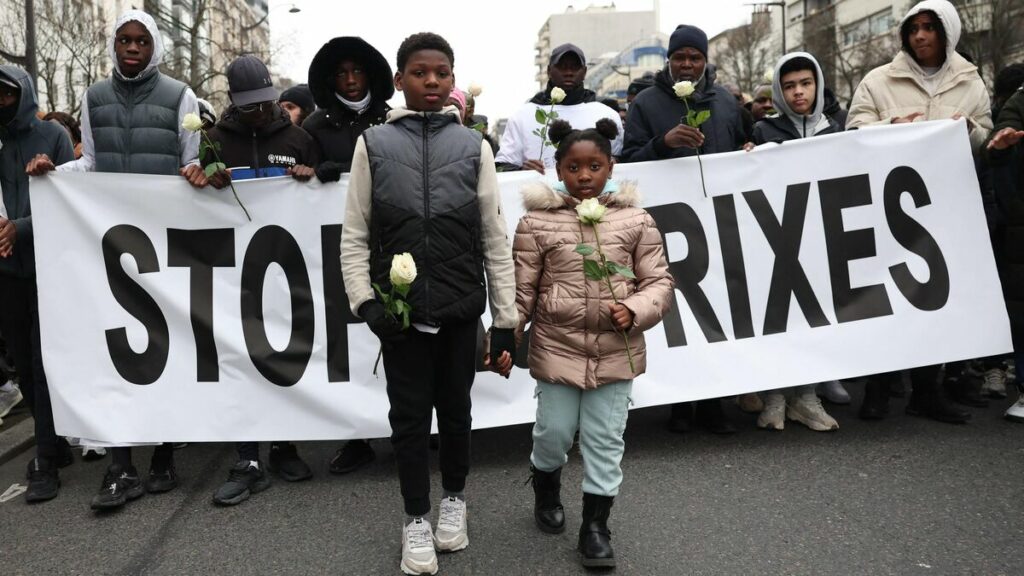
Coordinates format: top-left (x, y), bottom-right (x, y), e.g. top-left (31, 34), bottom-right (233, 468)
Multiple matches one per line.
top-left (401, 517), bottom-right (437, 575)
top-left (788, 391), bottom-right (839, 431)
top-left (433, 496), bottom-right (469, 552)
top-left (757, 393), bottom-right (785, 430)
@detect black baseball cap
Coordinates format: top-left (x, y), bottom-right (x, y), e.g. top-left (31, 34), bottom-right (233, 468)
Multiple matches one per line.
top-left (549, 43), bottom-right (585, 66)
top-left (227, 54), bottom-right (278, 106)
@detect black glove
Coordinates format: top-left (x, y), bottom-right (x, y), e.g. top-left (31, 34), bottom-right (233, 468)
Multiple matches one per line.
top-left (359, 300), bottom-right (405, 344)
top-left (489, 327), bottom-right (516, 365)
top-left (314, 161), bottom-right (345, 183)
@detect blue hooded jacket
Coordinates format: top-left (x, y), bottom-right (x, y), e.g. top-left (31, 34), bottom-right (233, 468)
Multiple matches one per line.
top-left (0, 65), bottom-right (75, 278)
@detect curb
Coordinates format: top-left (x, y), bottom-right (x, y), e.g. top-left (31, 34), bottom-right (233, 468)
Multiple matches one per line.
top-left (0, 418), bottom-right (34, 466)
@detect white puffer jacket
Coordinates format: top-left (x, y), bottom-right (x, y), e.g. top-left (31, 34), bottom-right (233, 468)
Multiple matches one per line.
top-left (846, 0), bottom-right (992, 154)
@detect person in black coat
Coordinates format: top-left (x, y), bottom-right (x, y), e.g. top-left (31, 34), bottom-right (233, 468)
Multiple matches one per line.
top-left (621, 25), bottom-right (745, 163)
top-left (303, 36), bottom-right (392, 474)
top-left (303, 37), bottom-right (393, 182)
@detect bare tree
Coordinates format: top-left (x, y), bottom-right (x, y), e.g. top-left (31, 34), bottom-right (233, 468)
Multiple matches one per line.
top-left (714, 15), bottom-right (774, 94)
top-left (832, 35), bottom-right (896, 108)
top-left (950, 0), bottom-right (1024, 83)
top-left (0, 0), bottom-right (107, 115)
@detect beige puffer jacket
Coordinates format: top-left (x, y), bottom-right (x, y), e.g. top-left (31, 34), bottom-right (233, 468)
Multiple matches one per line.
top-left (846, 0), bottom-right (992, 153)
top-left (513, 180), bottom-right (674, 389)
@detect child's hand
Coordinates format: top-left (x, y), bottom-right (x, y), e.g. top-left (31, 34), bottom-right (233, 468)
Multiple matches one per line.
top-left (483, 351), bottom-right (513, 378)
top-left (609, 303), bottom-right (634, 331)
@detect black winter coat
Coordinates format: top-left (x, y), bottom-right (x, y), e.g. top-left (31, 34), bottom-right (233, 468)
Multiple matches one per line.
top-left (621, 66), bottom-right (745, 162)
top-left (304, 36), bottom-right (394, 181)
top-left (751, 114), bottom-right (842, 145)
top-left (204, 105), bottom-right (319, 179)
top-left (987, 87), bottom-right (1024, 336)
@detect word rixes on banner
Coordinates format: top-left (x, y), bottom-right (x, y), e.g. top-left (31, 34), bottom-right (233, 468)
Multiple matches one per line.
top-left (652, 165), bottom-right (948, 346)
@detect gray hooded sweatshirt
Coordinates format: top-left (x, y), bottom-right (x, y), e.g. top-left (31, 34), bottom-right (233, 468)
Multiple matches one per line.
top-left (752, 52), bottom-right (841, 145)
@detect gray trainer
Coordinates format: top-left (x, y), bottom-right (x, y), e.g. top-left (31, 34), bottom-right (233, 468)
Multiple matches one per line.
top-left (434, 496), bottom-right (469, 552)
top-left (401, 517), bottom-right (438, 575)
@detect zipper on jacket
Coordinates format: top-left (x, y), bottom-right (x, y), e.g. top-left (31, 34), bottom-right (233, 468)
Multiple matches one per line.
top-left (422, 116), bottom-right (432, 322)
top-left (251, 129), bottom-right (260, 178)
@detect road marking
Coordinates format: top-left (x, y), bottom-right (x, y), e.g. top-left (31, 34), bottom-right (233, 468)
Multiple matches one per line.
top-left (0, 483), bottom-right (27, 503)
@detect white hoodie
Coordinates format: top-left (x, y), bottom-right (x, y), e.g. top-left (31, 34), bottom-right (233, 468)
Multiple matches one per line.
top-left (58, 9), bottom-right (199, 172)
top-left (846, 0), bottom-right (992, 153)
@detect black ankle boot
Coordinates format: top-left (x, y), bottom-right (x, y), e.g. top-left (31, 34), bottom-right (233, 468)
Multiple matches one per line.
top-left (859, 379), bottom-right (890, 420)
top-left (578, 493), bottom-right (615, 569)
top-left (695, 398), bottom-right (736, 435)
top-left (907, 377), bottom-right (970, 423)
top-left (530, 465), bottom-right (565, 534)
top-left (943, 375), bottom-right (988, 408)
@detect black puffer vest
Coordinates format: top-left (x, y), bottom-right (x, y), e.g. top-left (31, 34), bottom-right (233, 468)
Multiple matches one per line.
top-left (364, 112), bottom-right (485, 325)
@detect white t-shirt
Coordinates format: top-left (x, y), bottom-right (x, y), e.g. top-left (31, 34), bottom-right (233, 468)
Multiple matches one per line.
top-left (495, 101), bottom-right (624, 169)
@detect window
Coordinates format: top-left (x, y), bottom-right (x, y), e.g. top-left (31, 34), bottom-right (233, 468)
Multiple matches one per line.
top-left (843, 9), bottom-right (893, 46)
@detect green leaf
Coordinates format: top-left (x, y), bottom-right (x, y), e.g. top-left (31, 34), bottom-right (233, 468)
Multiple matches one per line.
top-left (694, 110), bottom-right (712, 126)
top-left (394, 283), bottom-right (410, 298)
top-left (583, 259), bottom-right (606, 281)
top-left (535, 108), bottom-right (547, 124)
top-left (203, 163), bottom-right (219, 177)
top-left (213, 141), bottom-right (222, 152)
top-left (606, 261), bottom-right (637, 279)
top-left (469, 122), bottom-right (485, 132)
top-left (549, 110), bottom-right (559, 120)
top-left (574, 243), bottom-right (595, 256)
top-left (401, 309), bottom-right (410, 330)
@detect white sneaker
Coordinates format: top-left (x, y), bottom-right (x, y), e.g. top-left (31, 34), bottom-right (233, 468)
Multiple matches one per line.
top-left (757, 393), bottom-right (785, 430)
top-left (981, 368), bottom-right (1008, 398)
top-left (787, 392), bottom-right (839, 431)
top-left (816, 380), bottom-right (851, 405)
top-left (401, 518), bottom-right (438, 575)
top-left (434, 496), bottom-right (469, 552)
top-left (1005, 394), bottom-right (1024, 423)
top-left (0, 382), bottom-right (22, 418)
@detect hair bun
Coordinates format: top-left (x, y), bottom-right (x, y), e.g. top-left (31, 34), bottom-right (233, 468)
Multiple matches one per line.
top-left (548, 119), bottom-right (574, 146)
top-left (594, 118), bottom-right (619, 140)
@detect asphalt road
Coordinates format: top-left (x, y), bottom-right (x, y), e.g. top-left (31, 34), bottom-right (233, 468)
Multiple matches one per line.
top-left (1, 387), bottom-right (1022, 575)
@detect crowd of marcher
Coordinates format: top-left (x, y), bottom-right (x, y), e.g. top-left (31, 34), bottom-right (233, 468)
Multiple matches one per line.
top-left (1, 0), bottom-right (1023, 573)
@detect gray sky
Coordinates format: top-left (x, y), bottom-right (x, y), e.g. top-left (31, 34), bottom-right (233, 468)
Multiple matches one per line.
top-left (268, 0), bottom-right (757, 121)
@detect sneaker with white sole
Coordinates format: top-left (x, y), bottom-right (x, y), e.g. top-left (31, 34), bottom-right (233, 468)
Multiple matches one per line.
top-left (1005, 394), bottom-right (1024, 423)
top-left (0, 383), bottom-right (22, 418)
top-left (788, 392), bottom-right (839, 431)
top-left (757, 393), bottom-right (785, 430)
top-left (401, 517), bottom-right (438, 575)
top-left (816, 380), bottom-right (851, 405)
top-left (434, 496), bottom-right (469, 552)
top-left (981, 368), bottom-right (1008, 398)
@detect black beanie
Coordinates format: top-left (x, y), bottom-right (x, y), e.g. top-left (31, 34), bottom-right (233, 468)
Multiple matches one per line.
top-left (669, 24), bottom-right (708, 58)
top-left (280, 84), bottom-right (315, 114)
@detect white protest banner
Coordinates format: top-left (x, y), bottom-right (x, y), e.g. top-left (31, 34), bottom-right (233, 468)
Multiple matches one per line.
top-left (32, 119), bottom-right (1011, 443)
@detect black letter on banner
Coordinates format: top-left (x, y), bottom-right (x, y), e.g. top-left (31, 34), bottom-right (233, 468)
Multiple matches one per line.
top-left (819, 175), bottom-right (894, 323)
top-left (321, 225), bottom-right (360, 382)
top-left (744, 185), bottom-right (830, 335)
top-left (167, 229), bottom-right (235, 381)
top-left (647, 203), bottom-right (726, 346)
top-left (884, 166), bottom-right (950, 310)
top-left (102, 225), bottom-right (169, 384)
top-left (713, 195), bottom-right (754, 339)
top-left (241, 226), bottom-right (315, 387)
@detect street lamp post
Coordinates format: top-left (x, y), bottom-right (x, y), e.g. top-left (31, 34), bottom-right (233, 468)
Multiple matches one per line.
top-left (242, 3), bottom-right (300, 32)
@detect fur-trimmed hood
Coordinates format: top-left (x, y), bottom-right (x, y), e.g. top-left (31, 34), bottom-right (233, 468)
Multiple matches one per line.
top-left (520, 179), bottom-right (641, 211)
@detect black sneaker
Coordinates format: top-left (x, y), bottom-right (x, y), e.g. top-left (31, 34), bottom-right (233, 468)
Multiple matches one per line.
top-left (268, 442), bottom-right (313, 482)
top-left (91, 464), bottom-right (144, 510)
top-left (145, 466), bottom-right (178, 494)
top-left (25, 458), bottom-right (60, 503)
top-left (329, 439), bottom-right (375, 475)
top-left (213, 460), bottom-right (270, 506)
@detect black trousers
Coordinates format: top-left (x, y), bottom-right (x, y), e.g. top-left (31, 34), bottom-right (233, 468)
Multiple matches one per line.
top-left (0, 276), bottom-right (59, 461)
top-left (381, 320), bottom-right (477, 516)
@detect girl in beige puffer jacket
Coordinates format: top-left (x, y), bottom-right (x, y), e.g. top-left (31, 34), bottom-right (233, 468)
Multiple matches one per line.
top-left (513, 119), bottom-right (672, 569)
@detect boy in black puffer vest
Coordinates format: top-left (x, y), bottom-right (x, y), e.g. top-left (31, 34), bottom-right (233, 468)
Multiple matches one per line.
top-left (340, 32), bottom-right (517, 576)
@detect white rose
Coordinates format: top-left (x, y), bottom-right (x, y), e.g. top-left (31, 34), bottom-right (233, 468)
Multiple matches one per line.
top-left (673, 81), bottom-right (695, 99)
top-left (763, 69), bottom-right (774, 83)
top-left (390, 253), bottom-right (417, 286)
top-left (550, 86), bottom-right (566, 104)
top-left (467, 82), bottom-right (483, 97)
top-left (181, 112), bottom-right (204, 132)
top-left (575, 198), bottom-right (607, 224)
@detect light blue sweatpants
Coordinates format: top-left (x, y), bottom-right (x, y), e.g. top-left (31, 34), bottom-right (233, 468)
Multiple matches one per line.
top-left (530, 379), bottom-right (633, 497)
